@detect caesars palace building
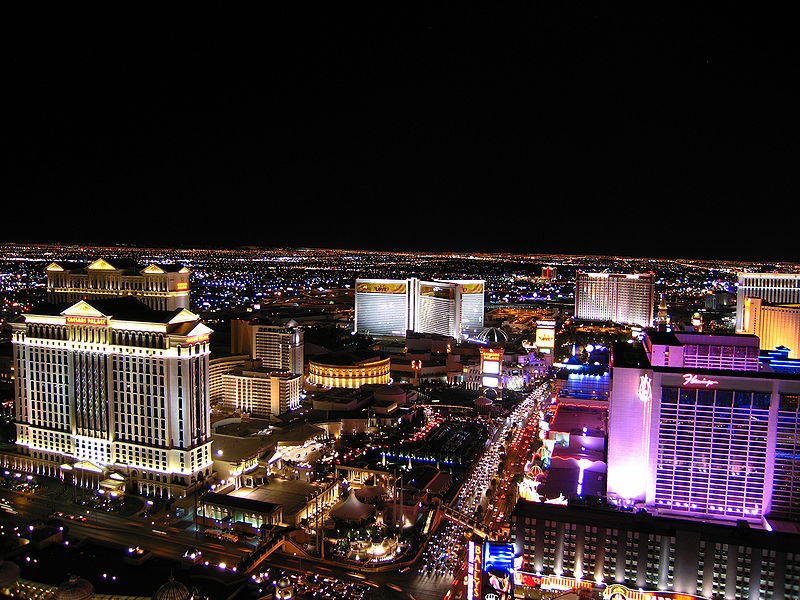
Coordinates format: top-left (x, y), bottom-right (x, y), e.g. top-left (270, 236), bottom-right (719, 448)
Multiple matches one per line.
top-left (1, 295), bottom-right (214, 498)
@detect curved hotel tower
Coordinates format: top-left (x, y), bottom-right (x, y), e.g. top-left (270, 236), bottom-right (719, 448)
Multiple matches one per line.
top-left (354, 277), bottom-right (484, 339)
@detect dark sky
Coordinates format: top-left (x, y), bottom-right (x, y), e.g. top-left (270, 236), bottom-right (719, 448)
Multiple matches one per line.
top-left (8, 7), bottom-right (800, 263)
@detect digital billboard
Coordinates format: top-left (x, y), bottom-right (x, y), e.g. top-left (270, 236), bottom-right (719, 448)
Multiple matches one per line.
top-left (481, 542), bottom-right (514, 600)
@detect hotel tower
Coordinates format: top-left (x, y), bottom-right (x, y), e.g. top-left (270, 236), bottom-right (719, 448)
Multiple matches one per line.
top-left (3, 290), bottom-right (214, 499)
top-left (46, 258), bottom-right (191, 311)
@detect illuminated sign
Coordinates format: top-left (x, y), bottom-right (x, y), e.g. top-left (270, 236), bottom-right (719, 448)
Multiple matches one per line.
top-left (176, 282), bottom-right (189, 291)
top-left (483, 360), bottom-right (501, 375)
top-left (682, 373), bottom-right (719, 388)
top-left (481, 349), bottom-right (503, 362)
top-left (602, 584), bottom-right (706, 600)
top-left (481, 543), bottom-right (514, 600)
top-left (513, 573), bottom-right (592, 592)
top-left (638, 374), bottom-right (653, 403)
top-left (482, 376), bottom-right (500, 388)
top-left (66, 316), bottom-right (108, 326)
top-left (420, 285), bottom-right (455, 299)
top-left (461, 283), bottom-right (485, 294)
top-left (467, 540), bottom-right (482, 600)
top-left (185, 334), bottom-right (210, 344)
top-left (356, 282), bottom-right (407, 294)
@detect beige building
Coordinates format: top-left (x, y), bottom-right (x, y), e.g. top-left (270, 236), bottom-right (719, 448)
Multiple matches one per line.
top-left (209, 354), bottom-right (251, 405)
top-left (231, 318), bottom-right (304, 374)
top-left (45, 258), bottom-right (191, 311)
top-left (4, 296), bottom-right (214, 498)
top-left (742, 296), bottom-right (800, 359)
top-left (222, 367), bottom-right (302, 417)
top-left (308, 354), bottom-right (391, 389)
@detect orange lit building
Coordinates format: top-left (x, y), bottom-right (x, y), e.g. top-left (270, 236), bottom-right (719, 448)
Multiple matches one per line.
top-left (308, 353), bottom-right (391, 389)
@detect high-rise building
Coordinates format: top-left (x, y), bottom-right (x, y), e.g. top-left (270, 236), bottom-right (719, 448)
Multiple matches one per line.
top-left (736, 272), bottom-right (800, 332)
top-left (221, 367), bottom-right (302, 418)
top-left (511, 500), bottom-right (800, 600)
top-left (643, 330), bottom-right (761, 371)
top-left (208, 354), bottom-right (251, 405)
top-left (230, 319), bottom-right (304, 375)
top-left (45, 258), bottom-right (191, 311)
top-left (3, 296), bottom-right (214, 498)
top-left (574, 272), bottom-right (655, 328)
top-left (354, 277), bottom-right (485, 339)
top-left (742, 296), bottom-right (800, 359)
top-left (607, 331), bottom-right (800, 523)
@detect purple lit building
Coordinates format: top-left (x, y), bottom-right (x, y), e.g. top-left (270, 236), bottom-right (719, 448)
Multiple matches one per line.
top-left (608, 330), bottom-right (800, 524)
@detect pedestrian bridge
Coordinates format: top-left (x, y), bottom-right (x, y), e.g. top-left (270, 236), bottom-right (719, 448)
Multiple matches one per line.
top-left (438, 503), bottom-right (494, 539)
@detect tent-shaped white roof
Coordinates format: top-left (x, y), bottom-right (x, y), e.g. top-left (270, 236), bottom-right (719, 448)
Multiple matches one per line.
top-left (329, 489), bottom-right (374, 522)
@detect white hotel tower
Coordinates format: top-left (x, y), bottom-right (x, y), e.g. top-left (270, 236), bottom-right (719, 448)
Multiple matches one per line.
top-left (4, 296), bottom-right (214, 498)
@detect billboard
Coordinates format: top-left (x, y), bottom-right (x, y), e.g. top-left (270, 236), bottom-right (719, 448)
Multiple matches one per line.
top-left (481, 542), bottom-right (514, 600)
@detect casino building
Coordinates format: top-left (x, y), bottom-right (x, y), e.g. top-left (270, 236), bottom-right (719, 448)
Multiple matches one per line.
top-left (230, 318), bottom-right (304, 375)
top-left (607, 330), bottom-right (800, 523)
top-left (45, 258), bottom-right (191, 311)
top-left (736, 272), bottom-right (800, 332)
top-left (354, 278), bottom-right (485, 339)
top-left (2, 296), bottom-right (214, 498)
top-left (574, 272), bottom-right (655, 328)
top-left (511, 500), bottom-right (800, 600)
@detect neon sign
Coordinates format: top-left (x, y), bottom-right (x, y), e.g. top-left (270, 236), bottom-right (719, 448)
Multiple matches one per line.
top-left (481, 349), bottom-right (503, 362)
top-left (682, 373), bottom-right (719, 388)
top-left (176, 282), bottom-right (189, 291)
top-left (185, 334), bottom-right (210, 344)
top-left (66, 316), bottom-right (108, 326)
top-left (603, 584), bottom-right (705, 600)
top-left (637, 374), bottom-right (653, 403)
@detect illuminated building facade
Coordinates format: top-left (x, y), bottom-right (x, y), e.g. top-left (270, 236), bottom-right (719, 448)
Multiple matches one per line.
top-left (574, 272), bottom-right (655, 328)
top-left (4, 297), bottom-right (214, 498)
top-left (480, 347), bottom-right (504, 390)
top-left (208, 354), bottom-right (250, 405)
top-left (511, 500), bottom-right (800, 600)
top-left (736, 272), bottom-right (800, 332)
top-left (742, 296), bottom-right (800, 359)
top-left (535, 319), bottom-right (556, 354)
top-left (45, 258), bottom-right (190, 311)
top-left (608, 335), bottom-right (800, 524)
top-left (354, 278), bottom-right (484, 339)
top-left (307, 354), bottom-right (391, 389)
top-left (221, 368), bottom-right (302, 417)
top-left (643, 330), bottom-right (761, 371)
top-left (230, 319), bottom-right (304, 375)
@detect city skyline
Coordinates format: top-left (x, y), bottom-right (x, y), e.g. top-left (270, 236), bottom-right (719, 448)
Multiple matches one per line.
top-left (9, 8), bottom-right (800, 264)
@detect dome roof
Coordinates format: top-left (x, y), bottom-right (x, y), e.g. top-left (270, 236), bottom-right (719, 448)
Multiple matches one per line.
top-left (477, 327), bottom-right (508, 344)
top-left (55, 575), bottom-right (94, 600)
top-left (152, 577), bottom-right (192, 600)
top-left (374, 384), bottom-right (406, 402)
top-left (0, 560), bottom-right (20, 589)
top-left (474, 396), bottom-right (492, 406)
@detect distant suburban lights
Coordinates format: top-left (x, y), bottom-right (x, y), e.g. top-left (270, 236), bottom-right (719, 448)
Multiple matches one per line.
top-left (637, 374), bottom-right (653, 403)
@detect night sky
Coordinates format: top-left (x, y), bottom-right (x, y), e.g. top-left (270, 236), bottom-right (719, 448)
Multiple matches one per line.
top-left (8, 7), bottom-right (800, 262)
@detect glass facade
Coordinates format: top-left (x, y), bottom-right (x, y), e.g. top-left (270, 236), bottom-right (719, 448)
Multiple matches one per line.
top-left (773, 394), bottom-right (800, 517)
top-left (656, 386), bottom-right (770, 518)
